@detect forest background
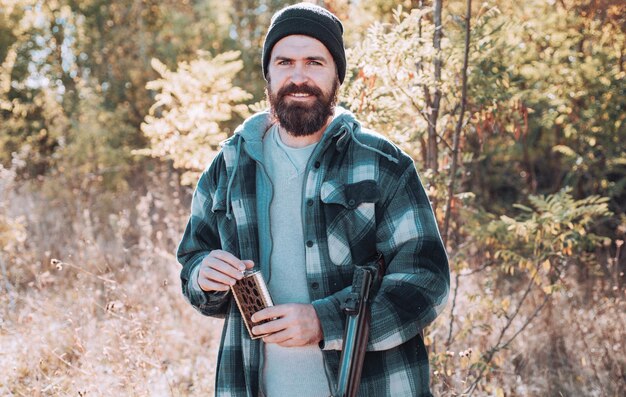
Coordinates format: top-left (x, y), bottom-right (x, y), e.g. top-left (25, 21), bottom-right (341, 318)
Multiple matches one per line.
top-left (0, 0), bottom-right (624, 396)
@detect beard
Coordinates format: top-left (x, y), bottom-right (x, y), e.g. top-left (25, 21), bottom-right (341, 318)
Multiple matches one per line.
top-left (267, 78), bottom-right (339, 137)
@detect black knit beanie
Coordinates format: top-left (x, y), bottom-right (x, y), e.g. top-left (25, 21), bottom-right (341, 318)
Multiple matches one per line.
top-left (262, 2), bottom-right (346, 84)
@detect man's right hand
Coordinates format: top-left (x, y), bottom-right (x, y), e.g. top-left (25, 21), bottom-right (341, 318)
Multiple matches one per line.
top-left (197, 250), bottom-right (255, 292)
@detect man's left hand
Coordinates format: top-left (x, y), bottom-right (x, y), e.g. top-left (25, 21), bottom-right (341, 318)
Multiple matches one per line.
top-left (251, 303), bottom-right (323, 347)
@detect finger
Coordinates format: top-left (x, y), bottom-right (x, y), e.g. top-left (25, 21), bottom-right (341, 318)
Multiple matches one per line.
top-left (200, 267), bottom-right (239, 287)
top-left (202, 257), bottom-right (245, 281)
top-left (197, 277), bottom-right (231, 292)
top-left (251, 305), bottom-right (287, 322)
top-left (252, 316), bottom-right (288, 336)
top-left (209, 250), bottom-right (249, 272)
top-left (262, 329), bottom-right (293, 344)
top-left (251, 308), bottom-right (272, 323)
top-left (242, 259), bottom-right (255, 269)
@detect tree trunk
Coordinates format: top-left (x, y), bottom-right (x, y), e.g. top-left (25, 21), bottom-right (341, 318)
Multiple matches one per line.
top-left (442, 0), bottom-right (471, 243)
top-left (427, 0), bottom-right (443, 172)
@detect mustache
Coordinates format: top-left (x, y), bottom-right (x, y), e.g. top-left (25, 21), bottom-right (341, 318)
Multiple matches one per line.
top-left (277, 83), bottom-right (323, 99)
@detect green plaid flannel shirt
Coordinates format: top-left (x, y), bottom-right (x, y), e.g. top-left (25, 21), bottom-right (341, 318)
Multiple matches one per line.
top-left (177, 108), bottom-right (449, 397)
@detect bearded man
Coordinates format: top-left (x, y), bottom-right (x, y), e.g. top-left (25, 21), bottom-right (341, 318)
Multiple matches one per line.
top-left (177, 3), bottom-right (449, 397)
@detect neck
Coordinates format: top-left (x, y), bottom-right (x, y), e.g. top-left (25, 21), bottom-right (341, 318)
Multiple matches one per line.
top-left (277, 116), bottom-right (333, 148)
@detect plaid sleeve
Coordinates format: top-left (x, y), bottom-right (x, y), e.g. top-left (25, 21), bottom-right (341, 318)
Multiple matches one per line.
top-left (177, 156), bottom-right (231, 318)
top-left (315, 162), bottom-right (449, 351)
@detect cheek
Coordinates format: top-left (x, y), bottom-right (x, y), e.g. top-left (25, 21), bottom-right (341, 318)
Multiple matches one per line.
top-left (270, 79), bottom-right (281, 94)
top-left (267, 72), bottom-right (285, 93)
top-left (317, 75), bottom-right (337, 96)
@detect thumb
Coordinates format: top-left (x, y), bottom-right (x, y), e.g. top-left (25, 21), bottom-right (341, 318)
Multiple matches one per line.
top-left (242, 260), bottom-right (255, 269)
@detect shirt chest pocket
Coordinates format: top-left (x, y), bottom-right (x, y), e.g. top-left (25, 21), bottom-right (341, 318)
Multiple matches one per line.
top-left (320, 179), bottom-right (380, 267)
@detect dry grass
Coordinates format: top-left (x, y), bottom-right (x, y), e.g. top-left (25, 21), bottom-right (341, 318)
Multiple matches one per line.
top-left (0, 167), bottom-right (223, 396)
top-left (0, 253), bottom-right (223, 396)
top-left (429, 273), bottom-right (625, 396)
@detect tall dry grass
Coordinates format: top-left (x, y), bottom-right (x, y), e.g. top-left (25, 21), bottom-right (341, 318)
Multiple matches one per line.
top-left (0, 162), bottom-right (222, 396)
top-left (429, 267), bottom-right (625, 396)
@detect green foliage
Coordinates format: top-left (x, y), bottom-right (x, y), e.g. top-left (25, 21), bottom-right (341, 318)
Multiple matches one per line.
top-left (464, 0), bottom-right (626, 212)
top-left (0, 0), bottom-right (136, 177)
top-left (139, 51), bottom-right (252, 185)
top-left (0, 80), bottom-right (68, 176)
top-left (490, 188), bottom-right (610, 284)
top-left (452, 188), bottom-right (611, 312)
top-left (49, 82), bottom-right (136, 192)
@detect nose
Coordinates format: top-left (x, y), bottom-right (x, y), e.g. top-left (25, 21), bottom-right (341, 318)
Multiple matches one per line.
top-left (289, 63), bottom-right (308, 85)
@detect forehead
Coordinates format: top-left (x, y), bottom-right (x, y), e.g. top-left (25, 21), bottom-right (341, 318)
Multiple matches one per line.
top-left (270, 35), bottom-right (333, 61)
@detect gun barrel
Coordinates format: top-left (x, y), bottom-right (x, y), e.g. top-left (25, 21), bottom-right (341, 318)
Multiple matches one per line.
top-left (333, 253), bottom-right (385, 397)
top-left (335, 267), bottom-right (374, 397)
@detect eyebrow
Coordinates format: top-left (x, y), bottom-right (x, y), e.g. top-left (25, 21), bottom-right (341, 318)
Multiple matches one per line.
top-left (273, 56), bottom-right (328, 63)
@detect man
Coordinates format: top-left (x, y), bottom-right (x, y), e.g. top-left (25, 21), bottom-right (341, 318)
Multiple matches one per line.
top-left (177, 3), bottom-right (449, 397)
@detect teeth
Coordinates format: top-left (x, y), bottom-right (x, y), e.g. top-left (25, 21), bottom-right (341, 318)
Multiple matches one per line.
top-left (291, 93), bottom-right (310, 97)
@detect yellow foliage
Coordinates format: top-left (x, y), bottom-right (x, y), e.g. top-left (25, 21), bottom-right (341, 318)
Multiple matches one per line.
top-left (140, 51), bottom-right (252, 184)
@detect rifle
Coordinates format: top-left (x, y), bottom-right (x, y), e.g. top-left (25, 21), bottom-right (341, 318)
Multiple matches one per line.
top-left (333, 253), bottom-right (385, 397)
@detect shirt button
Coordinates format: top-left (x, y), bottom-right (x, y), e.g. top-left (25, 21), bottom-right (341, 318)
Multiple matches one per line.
top-left (311, 282), bottom-right (319, 290)
top-left (314, 161), bottom-right (321, 169)
top-left (348, 199), bottom-right (356, 207)
top-left (306, 240), bottom-right (314, 247)
top-left (307, 199), bottom-right (314, 206)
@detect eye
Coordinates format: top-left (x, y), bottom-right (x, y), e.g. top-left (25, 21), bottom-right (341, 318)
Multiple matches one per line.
top-left (277, 59), bottom-right (292, 66)
top-left (308, 60), bottom-right (322, 66)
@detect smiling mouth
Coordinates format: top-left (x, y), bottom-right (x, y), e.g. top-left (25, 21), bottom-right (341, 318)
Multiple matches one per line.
top-left (288, 93), bottom-right (313, 98)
